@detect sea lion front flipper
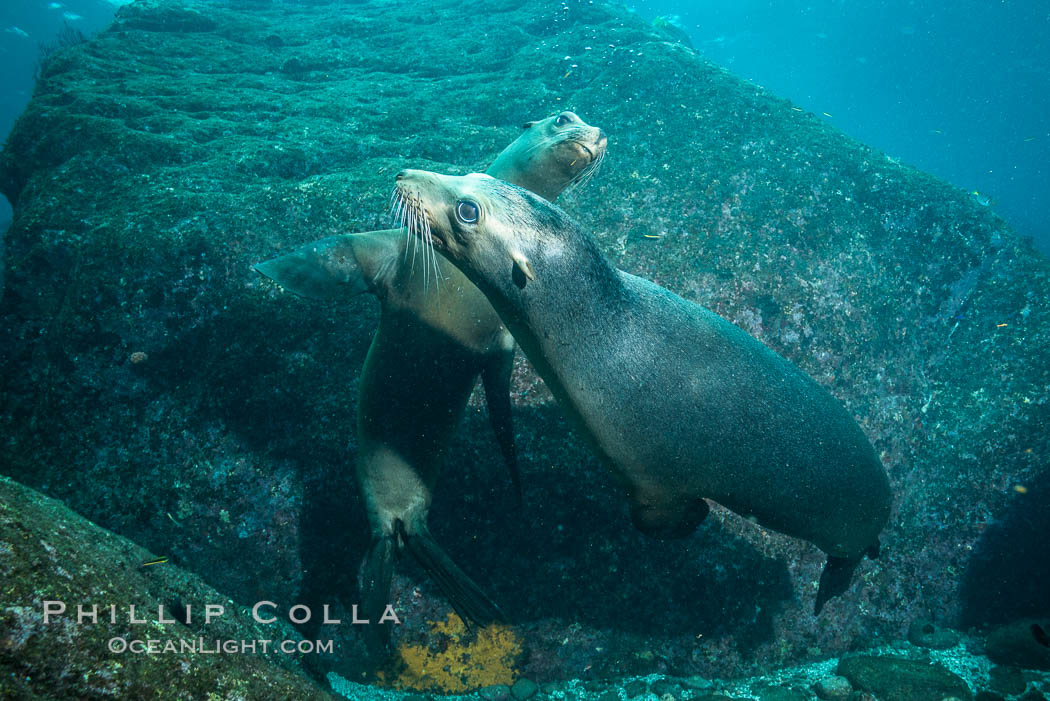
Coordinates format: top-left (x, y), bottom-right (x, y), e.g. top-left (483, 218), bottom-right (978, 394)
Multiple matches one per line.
top-left (358, 534), bottom-right (396, 652)
top-left (481, 351), bottom-right (522, 504)
top-left (395, 520), bottom-right (506, 626)
top-left (254, 229), bottom-right (400, 300)
top-left (814, 554), bottom-right (863, 614)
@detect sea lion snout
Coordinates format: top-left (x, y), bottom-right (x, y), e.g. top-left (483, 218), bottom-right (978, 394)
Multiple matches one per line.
top-left (396, 168), bottom-right (429, 182)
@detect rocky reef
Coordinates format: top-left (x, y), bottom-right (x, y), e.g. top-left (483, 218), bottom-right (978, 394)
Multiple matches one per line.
top-left (0, 476), bottom-right (334, 699)
top-left (1, 0), bottom-right (1048, 696)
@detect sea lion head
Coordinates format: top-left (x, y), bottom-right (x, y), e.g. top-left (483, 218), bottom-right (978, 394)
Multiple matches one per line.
top-left (487, 111), bottom-right (607, 201)
top-left (393, 169), bottom-right (581, 291)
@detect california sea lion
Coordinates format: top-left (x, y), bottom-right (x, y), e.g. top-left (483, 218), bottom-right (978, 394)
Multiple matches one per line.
top-left (392, 170), bottom-right (893, 613)
top-left (254, 114), bottom-right (606, 635)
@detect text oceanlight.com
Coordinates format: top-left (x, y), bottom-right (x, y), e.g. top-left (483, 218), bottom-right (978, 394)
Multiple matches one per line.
top-left (108, 637), bottom-right (333, 655)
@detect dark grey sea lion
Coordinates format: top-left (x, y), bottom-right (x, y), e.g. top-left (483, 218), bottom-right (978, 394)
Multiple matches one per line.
top-left (254, 114), bottom-right (606, 635)
top-left (391, 170), bottom-right (893, 613)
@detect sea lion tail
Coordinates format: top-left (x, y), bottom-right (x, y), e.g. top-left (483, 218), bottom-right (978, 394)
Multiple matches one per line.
top-left (481, 353), bottom-right (523, 505)
top-left (254, 231), bottom-right (398, 300)
top-left (395, 520), bottom-right (507, 626)
top-left (814, 541), bottom-right (882, 614)
top-left (358, 533), bottom-right (396, 652)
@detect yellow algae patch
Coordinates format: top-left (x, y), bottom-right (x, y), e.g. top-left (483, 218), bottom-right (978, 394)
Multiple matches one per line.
top-left (379, 613), bottom-right (522, 693)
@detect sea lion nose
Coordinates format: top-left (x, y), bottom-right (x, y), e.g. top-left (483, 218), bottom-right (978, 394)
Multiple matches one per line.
top-left (396, 170), bottom-right (408, 181)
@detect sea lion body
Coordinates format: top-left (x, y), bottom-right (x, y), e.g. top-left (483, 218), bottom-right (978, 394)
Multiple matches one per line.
top-left (255, 114), bottom-right (605, 629)
top-left (392, 171), bottom-right (892, 611)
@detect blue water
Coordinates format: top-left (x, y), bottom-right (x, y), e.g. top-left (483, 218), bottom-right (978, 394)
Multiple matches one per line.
top-left (1, 0), bottom-right (1048, 254)
top-left (1, 0), bottom-right (127, 234)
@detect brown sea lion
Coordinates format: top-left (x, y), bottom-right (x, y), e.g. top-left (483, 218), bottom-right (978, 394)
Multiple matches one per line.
top-left (391, 170), bottom-right (893, 613)
top-left (254, 114), bottom-right (606, 636)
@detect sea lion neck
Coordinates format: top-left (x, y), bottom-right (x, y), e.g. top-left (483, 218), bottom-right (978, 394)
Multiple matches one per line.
top-left (485, 157), bottom-right (561, 201)
top-left (487, 225), bottom-right (627, 333)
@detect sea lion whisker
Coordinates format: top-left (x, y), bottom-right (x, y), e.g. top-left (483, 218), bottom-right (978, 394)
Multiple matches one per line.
top-left (426, 216), bottom-right (440, 295)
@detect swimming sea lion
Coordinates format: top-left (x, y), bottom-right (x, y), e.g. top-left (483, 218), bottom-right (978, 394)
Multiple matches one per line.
top-left (391, 170), bottom-right (893, 613)
top-left (254, 114), bottom-right (606, 637)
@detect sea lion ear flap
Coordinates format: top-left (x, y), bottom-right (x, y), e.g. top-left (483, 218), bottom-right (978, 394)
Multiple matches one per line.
top-left (511, 251), bottom-right (535, 287)
top-left (522, 121), bottom-right (535, 130)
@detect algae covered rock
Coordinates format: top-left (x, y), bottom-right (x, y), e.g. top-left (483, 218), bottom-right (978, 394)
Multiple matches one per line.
top-left (908, 618), bottom-right (962, 650)
top-left (812, 675), bottom-right (852, 699)
top-left (0, 0), bottom-right (1048, 686)
top-left (837, 654), bottom-right (973, 701)
top-left (0, 475), bottom-right (333, 700)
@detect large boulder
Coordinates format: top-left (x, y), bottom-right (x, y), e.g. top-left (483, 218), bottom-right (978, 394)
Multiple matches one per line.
top-left (1, 0), bottom-right (1047, 685)
top-left (0, 475), bottom-right (333, 699)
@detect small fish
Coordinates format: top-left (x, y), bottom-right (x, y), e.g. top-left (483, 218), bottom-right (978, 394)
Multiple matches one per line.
top-left (141, 556), bottom-right (168, 567)
top-left (970, 191), bottom-right (993, 207)
top-left (643, 234), bottom-right (663, 239)
top-left (1032, 623), bottom-right (1050, 648)
top-left (996, 323), bottom-right (1008, 328)
top-left (62, 11), bottom-right (82, 21)
top-left (823, 111), bottom-right (833, 117)
top-left (49, 2), bottom-right (64, 8)
top-left (1013, 485), bottom-right (1028, 494)
top-left (4, 26), bottom-right (30, 38)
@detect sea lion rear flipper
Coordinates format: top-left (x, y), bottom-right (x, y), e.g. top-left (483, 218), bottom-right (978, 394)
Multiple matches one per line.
top-left (254, 230), bottom-right (400, 300)
top-left (395, 520), bottom-right (506, 626)
top-left (358, 534), bottom-right (396, 652)
top-left (814, 554), bottom-right (863, 614)
top-left (481, 352), bottom-right (522, 504)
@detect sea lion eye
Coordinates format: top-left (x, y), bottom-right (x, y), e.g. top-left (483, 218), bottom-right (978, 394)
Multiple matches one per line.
top-left (456, 200), bottom-right (479, 224)
top-left (555, 113), bottom-right (572, 127)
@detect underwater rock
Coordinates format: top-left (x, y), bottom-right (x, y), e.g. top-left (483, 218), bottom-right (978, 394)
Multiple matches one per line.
top-left (987, 664), bottom-right (1028, 695)
top-left (986, 620), bottom-right (1050, 670)
top-left (116, 0), bottom-right (218, 32)
top-left (0, 475), bottom-right (332, 699)
top-left (908, 617), bottom-right (962, 649)
top-left (837, 655), bottom-right (973, 701)
top-left (682, 676), bottom-right (716, 690)
top-left (650, 678), bottom-right (682, 696)
top-left (976, 691), bottom-right (1007, 701)
top-left (753, 684), bottom-right (810, 701)
top-left (511, 677), bottom-right (539, 700)
top-left (812, 674), bottom-right (852, 699)
top-left (624, 679), bottom-right (649, 697)
top-left (480, 684), bottom-right (511, 701)
top-left (1018, 690), bottom-right (1049, 701)
top-left (0, 0), bottom-right (1048, 688)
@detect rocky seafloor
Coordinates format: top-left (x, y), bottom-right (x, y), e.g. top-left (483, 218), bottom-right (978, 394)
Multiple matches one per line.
top-left (1, 0), bottom-right (1048, 698)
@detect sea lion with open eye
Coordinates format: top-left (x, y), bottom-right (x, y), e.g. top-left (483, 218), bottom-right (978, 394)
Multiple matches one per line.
top-left (254, 113), bottom-right (606, 642)
top-left (392, 170), bottom-right (893, 614)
